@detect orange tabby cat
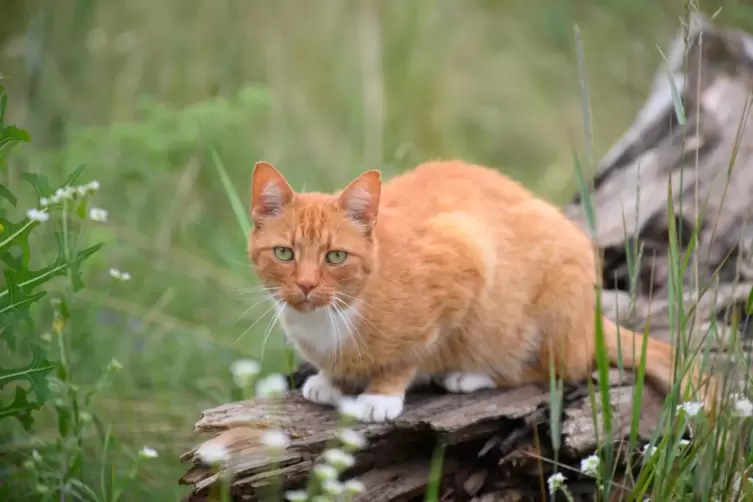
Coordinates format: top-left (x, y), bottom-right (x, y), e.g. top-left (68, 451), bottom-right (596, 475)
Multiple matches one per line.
top-left (248, 160), bottom-right (715, 423)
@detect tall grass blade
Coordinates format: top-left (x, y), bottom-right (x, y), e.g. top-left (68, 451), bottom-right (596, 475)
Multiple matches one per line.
top-left (211, 147), bottom-right (252, 239)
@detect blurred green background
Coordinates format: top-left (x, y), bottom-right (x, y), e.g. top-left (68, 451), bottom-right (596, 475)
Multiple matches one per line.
top-left (2, 0), bottom-right (753, 500)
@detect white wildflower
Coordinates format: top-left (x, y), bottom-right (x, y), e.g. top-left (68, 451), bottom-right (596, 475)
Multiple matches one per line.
top-left (678, 439), bottom-right (690, 448)
top-left (313, 463), bottom-right (338, 481)
top-left (109, 268), bottom-right (132, 281)
top-left (230, 359), bottom-right (261, 387)
top-left (40, 198), bottom-right (49, 207)
top-left (77, 186), bottom-right (88, 197)
top-left (197, 442), bottom-right (229, 466)
top-left (344, 479), bottom-right (365, 494)
top-left (283, 490), bottom-right (308, 502)
top-left (677, 401), bottom-right (703, 417)
top-left (27, 208), bottom-right (49, 222)
top-left (547, 472), bottom-right (566, 495)
top-left (87, 180), bottom-right (100, 192)
top-left (734, 395), bottom-right (753, 417)
top-left (89, 207), bottom-right (108, 222)
top-left (260, 429), bottom-right (290, 451)
top-left (323, 448), bottom-right (355, 470)
top-left (322, 480), bottom-right (344, 496)
top-left (337, 428), bottom-right (367, 451)
top-left (642, 444), bottom-right (657, 458)
top-left (338, 397), bottom-right (367, 421)
top-left (53, 187), bottom-right (74, 202)
top-left (107, 358), bottom-right (123, 371)
top-left (255, 373), bottom-right (288, 398)
top-left (579, 454), bottom-right (600, 477)
top-left (139, 446), bottom-right (158, 459)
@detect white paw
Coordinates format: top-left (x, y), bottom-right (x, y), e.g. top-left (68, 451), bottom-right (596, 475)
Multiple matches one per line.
top-left (442, 372), bottom-right (497, 393)
top-left (343, 393), bottom-right (404, 423)
top-left (302, 373), bottom-right (343, 406)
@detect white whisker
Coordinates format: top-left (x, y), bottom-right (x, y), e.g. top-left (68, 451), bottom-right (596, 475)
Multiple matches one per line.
top-left (332, 299), bottom-right (364, 369)
top-left (233, 300), bottom-right (281, 345)
top-left (260, 301), bottom-right (286, 366)
top-left (233, 293), bottom-right (279, 324)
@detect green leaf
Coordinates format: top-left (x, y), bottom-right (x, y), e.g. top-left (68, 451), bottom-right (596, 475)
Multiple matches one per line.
top-left (0, 185), bottom-right (17, 206)
top-left (0, 343), bottom-right (54, 431)
top-left (746, 285), bottom-right (753, 316)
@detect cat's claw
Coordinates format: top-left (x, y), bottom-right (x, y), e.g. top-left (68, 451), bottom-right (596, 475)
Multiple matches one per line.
top-left (345, 393), bottom-right (404, 423)
top-left (302, 373), bottom-right (343, 406)
top-left (441, 372), bottom-right (497, 393)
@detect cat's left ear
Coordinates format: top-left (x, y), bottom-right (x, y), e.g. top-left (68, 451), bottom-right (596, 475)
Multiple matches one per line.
top-left (251, 161), bottom-right (293, 222)
top-left (338, 170), bottom-right (381, 231)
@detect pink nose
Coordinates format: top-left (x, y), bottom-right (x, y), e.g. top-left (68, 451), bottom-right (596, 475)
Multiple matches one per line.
top-left (297, 280), bottom-right (318, 296)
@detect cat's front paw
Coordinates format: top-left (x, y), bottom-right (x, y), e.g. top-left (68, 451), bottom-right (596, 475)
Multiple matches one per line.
top-left (441, 372), bottom-right (497, 393)
top-left (340, 393), bottom-right (404, 423)
top-left (302, 372), bottom-right (343, 406)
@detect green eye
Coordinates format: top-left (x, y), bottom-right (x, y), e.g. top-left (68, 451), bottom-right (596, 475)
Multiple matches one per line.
top-left (273, 247), bottom-right (294, 261)
top-left (325, 250), bottom-right (348, 264)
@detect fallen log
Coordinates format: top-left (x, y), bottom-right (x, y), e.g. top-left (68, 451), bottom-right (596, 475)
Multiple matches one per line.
top-left (179, 13), bottom-right (753, 501)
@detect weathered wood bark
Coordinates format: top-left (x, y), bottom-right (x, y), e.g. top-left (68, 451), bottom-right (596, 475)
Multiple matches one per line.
top-left (179, 13), bottom-right (753, 502)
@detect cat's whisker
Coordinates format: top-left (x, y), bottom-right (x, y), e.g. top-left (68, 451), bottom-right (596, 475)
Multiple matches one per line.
top-left (325, 306), bottom-right (342, 373)
top-left (233, 294), bottom-right (279, 324)
top-left (332, 299), bottom-right (364, 368)
top-left (233, 300), bottom-right (281, 345)
top-left (260, 300), bottom-right (286, 366)
top-left (335, 291), bottom-right (386, 313)
top-left (334, 295), bottom-right (386, 340)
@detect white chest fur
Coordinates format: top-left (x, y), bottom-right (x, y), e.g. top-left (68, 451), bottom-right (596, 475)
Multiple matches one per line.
top-left (277, 303), bottom-right (360, 358)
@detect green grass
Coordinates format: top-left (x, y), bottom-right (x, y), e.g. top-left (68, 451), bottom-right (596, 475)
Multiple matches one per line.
top-left (3, 0), bottom-right (753, 500)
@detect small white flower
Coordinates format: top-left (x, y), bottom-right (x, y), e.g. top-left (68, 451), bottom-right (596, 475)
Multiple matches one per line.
top-left (197, 442), bottom-right (229, 466)
top-left (109, 268), bottom-right (132, 281)
top-left (260, 429), bottom-right (290, 450)
top-left (54, 187), bottom-right (74, 201)
top-left (322, 480), bottom-right (344, 496)
top-left (40, 198), bottom-right (49, 207)
top-left (344, 479), bottom-right (365, 494)
top-left (338, 398), bottom-right (367, 421)
top-left (547, 472), bottom-right (566, 495)
top-left (734, 396), bottom-right (753, 417)
top-left (107, 358), bottom-right (123, 371)
top-left (283, 490), bottom-right (308, 502)
top-left (27, 208), bottom-right (49, 222)
top-left (230, 359), bottom-right (261, 387)
top-left (677, 401), bottom-right (703, 417)
top-left (337, 428), bottom-right (367, 451)
top-left (89, 207), bottom-right (108, 222)
top-left (642, 444), bottom-right (657, 458)
top-left (256, 373), bottom-right (289, 398)
top-left (139, 446), bottom-right (158, 459)
top-left (313, 463), bottom-right (338, 481)
top-left (323, 448), bottom-right (355, 470)
top-left (678, 439), bottom-right (690, 448)
top-left (76, 186), bottom-right (88, 197)
top-left (87, 180), bottom-right (100, 192)
top-left (579, 454), bottom-right (600, 477)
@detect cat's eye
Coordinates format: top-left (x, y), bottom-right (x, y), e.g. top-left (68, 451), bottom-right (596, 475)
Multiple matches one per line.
top-left (325, 250), bottom-right (348, 264)
top-left (273, 246), bottom-right (294, 262)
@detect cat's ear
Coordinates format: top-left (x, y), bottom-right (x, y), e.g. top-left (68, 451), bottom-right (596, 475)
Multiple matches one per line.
top-left (251, 161), bottom-right (293, 221)
top-left (338, 170), bottom-right (381, 230)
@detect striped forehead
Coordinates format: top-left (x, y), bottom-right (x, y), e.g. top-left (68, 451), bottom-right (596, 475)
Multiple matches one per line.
top-left (291, 201), bottom-right (336, 246)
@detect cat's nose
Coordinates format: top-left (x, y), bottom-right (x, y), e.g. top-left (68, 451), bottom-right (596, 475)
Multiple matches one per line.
top-left (297, 279), bottom-right (318, 296)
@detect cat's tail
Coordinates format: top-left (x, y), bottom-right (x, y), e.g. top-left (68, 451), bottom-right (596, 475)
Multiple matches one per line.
top-left (601, 316), bottom-right (720, 414)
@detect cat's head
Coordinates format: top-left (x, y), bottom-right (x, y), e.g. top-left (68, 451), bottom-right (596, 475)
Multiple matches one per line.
top-left (248, 161), bottom-right (381, 313)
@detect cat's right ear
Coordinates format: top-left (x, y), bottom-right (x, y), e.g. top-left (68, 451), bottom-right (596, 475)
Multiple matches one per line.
top-left (251, 161), bottom-right (293, 223)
